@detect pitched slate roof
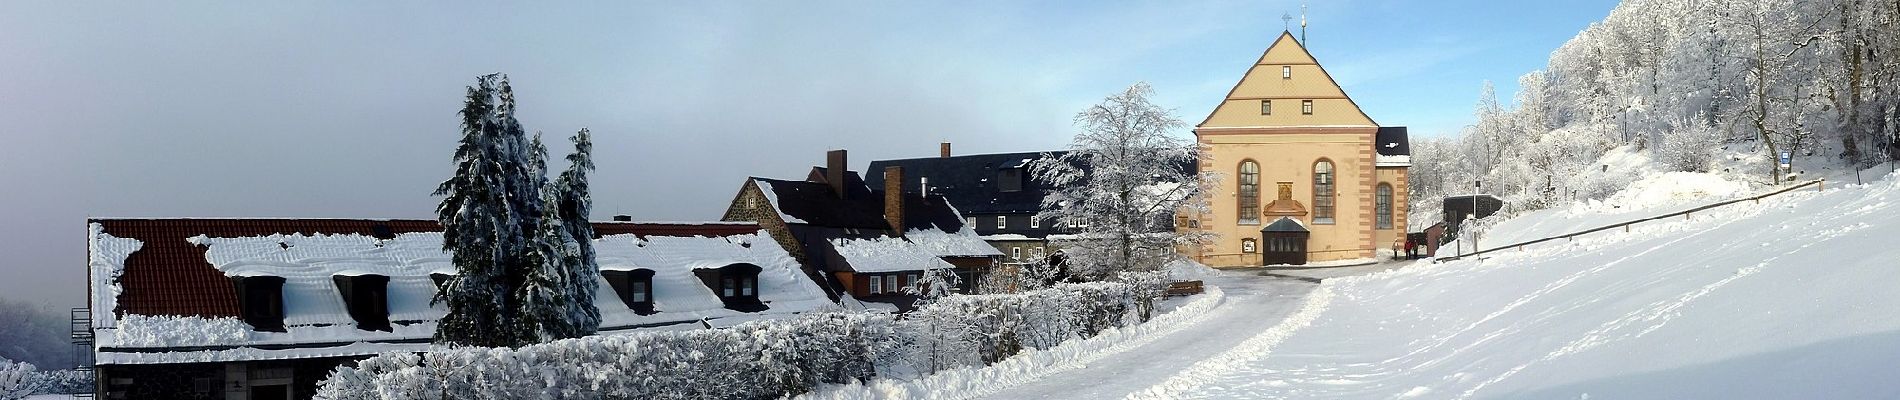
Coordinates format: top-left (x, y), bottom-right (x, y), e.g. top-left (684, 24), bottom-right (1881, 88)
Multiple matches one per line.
top-left (750, 176), bottom-right (968, 232)
top-left (90, 218), bottom-right (764, 320)
top-left (1376, 127), bottom-right (1411, 156)
top-left (865, 151), bottom-right (1064, 215)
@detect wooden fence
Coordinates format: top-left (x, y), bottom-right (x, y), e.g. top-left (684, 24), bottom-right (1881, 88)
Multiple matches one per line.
top-left (1435, 179), bottom-right (1826, 263)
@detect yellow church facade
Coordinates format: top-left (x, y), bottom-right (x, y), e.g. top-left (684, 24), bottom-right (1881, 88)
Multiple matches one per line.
top-left (1183, 32), bottom-right (1410, 267)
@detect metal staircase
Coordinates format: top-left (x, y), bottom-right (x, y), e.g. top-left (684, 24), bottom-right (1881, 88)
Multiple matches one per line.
top-left (70, 307), bottom-right (95, 399)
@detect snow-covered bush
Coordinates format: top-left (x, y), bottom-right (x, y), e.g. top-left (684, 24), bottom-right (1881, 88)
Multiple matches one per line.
top-left (317, 280), bottom-right (1166, 399)
top-left (873, 276), bottom-right (1161, 378)
top-left (27, 369), bottom-right (93, 395)
top-left (319, 313), bottom-right (882, 400)
top-left (0, 358), bottom-right (34, 400)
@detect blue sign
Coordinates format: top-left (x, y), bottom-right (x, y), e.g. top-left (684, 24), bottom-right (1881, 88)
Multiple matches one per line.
top-left (1778, 151), bottom-right (1791, 167)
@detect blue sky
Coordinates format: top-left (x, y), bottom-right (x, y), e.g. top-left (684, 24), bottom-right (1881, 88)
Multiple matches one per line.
top-left (0, 1), bottom-right (1618, 306)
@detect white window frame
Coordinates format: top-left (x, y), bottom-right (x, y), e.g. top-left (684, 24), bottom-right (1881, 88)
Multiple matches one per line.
top-left (1029, 216), bottom-right (1039, 229)
top-left (885, 275), bottom-right (898, 293)
top-left (1012, 246), bottom-right (1022, 260)
top-left (869, 275), bottom-right (883, 294)
top-left (1282, 66), bottom-right (1292, 79)
top-left (996, 215), bottom-right (1008, 230)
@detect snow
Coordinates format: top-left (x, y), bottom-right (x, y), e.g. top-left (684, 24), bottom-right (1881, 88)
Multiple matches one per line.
top-left (111, 314), bottom-right (252, 347)
top-left (591, 232), bottom-right (833, 327)
top-left (1160, 171), bottom-right (1900, 398)
top-left (86, 223), bottom-right (141, 329)
top-left (978, 234), bottom-right (1034, 241)
top-left (903, 227), bottom-right (1004, 257)
top-left (753, 179), bottom-right (809, 224)
top-left (829, 236), bottom-right (956, 273)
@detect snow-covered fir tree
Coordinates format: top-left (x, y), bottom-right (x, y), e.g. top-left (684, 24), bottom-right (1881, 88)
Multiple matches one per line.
top-left (553, 128), bottom-right (601, 336)
top-left (433, 74), bottom-right (600, 347)
top-left (1031, 82), bottom-right (1210, 281)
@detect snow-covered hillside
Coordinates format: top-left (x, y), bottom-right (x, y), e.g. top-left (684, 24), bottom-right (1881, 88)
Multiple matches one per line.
top-left (1160, 171), bottom-right (1900, 399)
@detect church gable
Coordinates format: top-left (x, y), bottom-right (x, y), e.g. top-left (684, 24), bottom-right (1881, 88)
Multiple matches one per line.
top-left (1198, 32), bottom-right (1376, 129)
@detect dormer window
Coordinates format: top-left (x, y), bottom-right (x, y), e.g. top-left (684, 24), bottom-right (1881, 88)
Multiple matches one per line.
top-left (603, 269), bottom-right (656, 315)
top-left (332, 274), bottom-right (391, 332)
top-left (695, 263), bottom-right (764, 312)
top-left (1282, 66), bottom-right (1292, 79)
top-left (997, 168), bottom-right (1024, 192)
top-left (231, 275), bottom-right (286, 332)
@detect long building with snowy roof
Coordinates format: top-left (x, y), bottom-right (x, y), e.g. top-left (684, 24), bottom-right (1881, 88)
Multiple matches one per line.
top-left (84, 218), bottom-right (830, 399)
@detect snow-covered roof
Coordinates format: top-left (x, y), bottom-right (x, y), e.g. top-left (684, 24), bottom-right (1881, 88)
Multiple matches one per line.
top-left (751, 179), bottom-right (808, 224)
top-left (87, 219), bottom-right (831, 365)
top-left (828, 236), bottom-right (958, 273)
top-left (903, 227), bottom-right (1004, 257)
top-left (1375, 154), bottom-right (1412, 167)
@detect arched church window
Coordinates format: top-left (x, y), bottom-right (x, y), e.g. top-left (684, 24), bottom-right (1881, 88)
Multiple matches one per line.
top-left (1313, 160), bottom-right (1335, 224)
top-left (1376, 183), bottom-right (1394, 229)
top-left (1238, 160), bottom-right (1260, 224)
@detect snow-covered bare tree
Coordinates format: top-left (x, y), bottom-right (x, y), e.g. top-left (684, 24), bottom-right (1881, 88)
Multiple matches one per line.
top-left (1032, 82), bottom-right (1210, 281)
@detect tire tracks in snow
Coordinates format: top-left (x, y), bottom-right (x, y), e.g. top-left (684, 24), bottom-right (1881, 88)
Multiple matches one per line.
top-left (1123, 286), bottom-right (1334, 400)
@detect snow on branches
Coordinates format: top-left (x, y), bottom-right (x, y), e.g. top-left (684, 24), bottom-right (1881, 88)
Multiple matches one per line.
top-left (432, 74), bottom-right (600, 347)
top-left (1032, 82), bottom-right (1210, 281)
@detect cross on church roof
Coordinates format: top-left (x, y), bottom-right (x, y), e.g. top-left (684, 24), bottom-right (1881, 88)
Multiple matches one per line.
top-left (1282, 13), bottom-right (1293, 30)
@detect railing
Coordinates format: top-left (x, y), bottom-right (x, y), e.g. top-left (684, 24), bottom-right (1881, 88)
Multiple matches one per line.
top-left (1436, 179), bottom-right (1825, 263)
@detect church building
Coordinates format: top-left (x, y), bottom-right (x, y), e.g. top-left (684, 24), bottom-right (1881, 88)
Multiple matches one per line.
top-left (1183, 31), bottom-right (1411, 267)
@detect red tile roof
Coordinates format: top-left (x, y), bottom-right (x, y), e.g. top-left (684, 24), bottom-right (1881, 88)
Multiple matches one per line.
top-left (91, 218), bottom-right (762, 319)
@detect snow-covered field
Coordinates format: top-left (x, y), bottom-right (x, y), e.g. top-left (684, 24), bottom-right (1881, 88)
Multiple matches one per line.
top-left (1153, 171), bottom-right (1900, 399)
top-left (825, 169), bottom-right (1900, 399)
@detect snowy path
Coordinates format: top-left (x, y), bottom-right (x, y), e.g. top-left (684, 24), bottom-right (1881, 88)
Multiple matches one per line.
top-left (977, 275), bottom-right (1316, 400)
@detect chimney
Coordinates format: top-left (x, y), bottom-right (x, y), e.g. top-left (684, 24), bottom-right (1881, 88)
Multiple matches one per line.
top-left (612, 214), bottom-right (632, 222)
top-left (827, 149), bottom-right (847, 198)
top-left (940, 142), bottom-right (952, 158)
top-left (884, 166), bottom-right (905, 236)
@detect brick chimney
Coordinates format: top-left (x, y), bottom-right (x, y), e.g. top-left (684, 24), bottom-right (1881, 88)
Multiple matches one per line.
top-left (940, 142), bottom-right (952, 158)
top-left (884, 166), bottom-right (905, 236)
top-left (826, 149), bottom-right (847, 198)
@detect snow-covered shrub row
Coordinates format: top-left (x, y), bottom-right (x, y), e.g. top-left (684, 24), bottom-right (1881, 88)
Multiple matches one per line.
top-left (317, 313), bottom-right (880, 400)
top-left (26, 369), bottom-right (93, 395)
top-left (113, 314), bottom-right (253, 347)
top-left (873, 274), bottom-right (1162, 377)
top-left (0, 358), bottom-right (98, 399)
top-left (316, 276), bottom-right (1166, 399)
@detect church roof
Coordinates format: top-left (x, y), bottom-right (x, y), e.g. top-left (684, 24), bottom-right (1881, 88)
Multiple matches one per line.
top-left (1197, 31), bottom-right (1377, 129)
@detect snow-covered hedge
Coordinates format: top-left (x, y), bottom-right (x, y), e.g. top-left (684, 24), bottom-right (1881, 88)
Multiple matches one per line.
top-left (316, 276), bottom-right (1165, 399)
top-left (0, 358), bottom-right (91, 400)
top-left (874, 273), bottom-right (1162, 377)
